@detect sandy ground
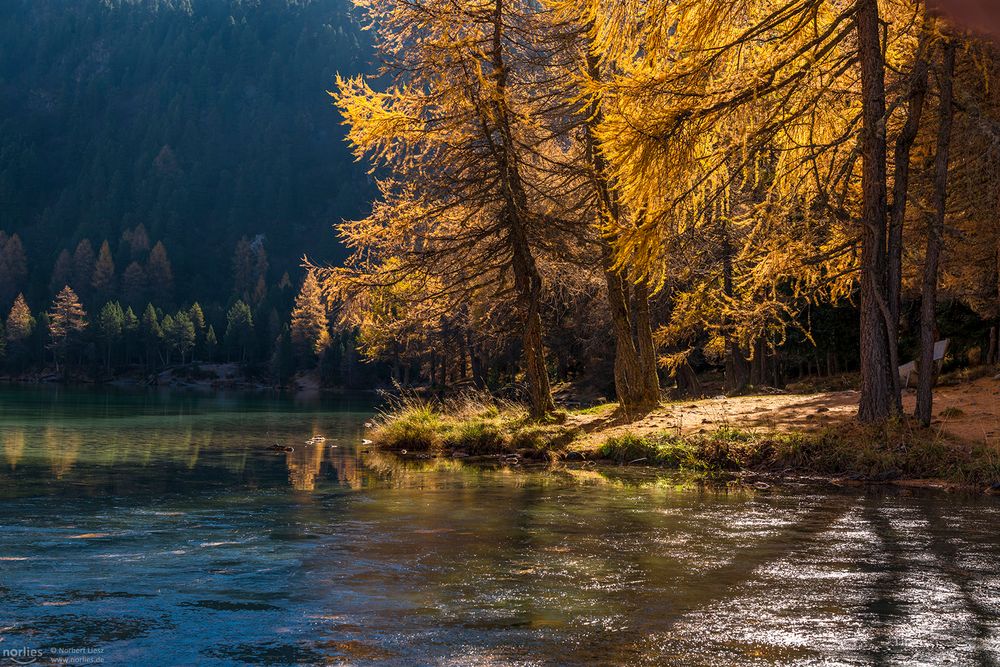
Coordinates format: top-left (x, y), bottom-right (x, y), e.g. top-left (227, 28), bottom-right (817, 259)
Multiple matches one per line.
top-left (573, 375), bottom-right (1000, 446)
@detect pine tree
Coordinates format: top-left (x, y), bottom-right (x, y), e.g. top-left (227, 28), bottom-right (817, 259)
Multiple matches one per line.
top-left (121, 261), bottom-right (147, 308)
top-left (92, 240), bottom-right (116, 300)
top-left (146, 241), bottom-right (174, 305)
top-left (272, 326), bottom-right (295, 386)
top-left (129, 224), bottom-right (150, 261)
top-left (50, 249), bottom-right (72, 297)
top-left (332, 0), bottom-right (565, 416)
top-left (252, 274), bottom-right (267, 306)
top-left (230, 236), bottom-right (268, 302)
top-left (160, 314), bottom-right (176, 364)
top-left (290, 270), bottom-right (330, 358)
top-left (166, 310), bottom-right (196, 363)
top-left (97, 301), bottom-right (125, 372)
top-left (253, 238), bottom-right (268, 284)
top-left (124, 306), bottom-right (139, 365)
top-left (71, 239), bottom-right (96, 300)
top-left (232, 236), bottom-right (255, 300)
top-left (48, 286), bottom-right (87, 369)
top-left (0, 233), bottom-right (28, 308)
top-left (124, 306), bottom-right (139, 332)
top-left (225, 300), bottom-right (254, 362)
top-left (188, 302), bottom-right (206, 358)
top-left (141, 303), bottom-right (162, 369)
top-left (6, 294), bottom-right (35, 343)
top-left (205, 324), bottom-right (218, 361)
top-left (188, 302), bottom-right (205, 334)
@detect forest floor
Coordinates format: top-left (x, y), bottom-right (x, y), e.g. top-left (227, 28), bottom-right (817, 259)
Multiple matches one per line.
top-left (568, 373), bottom-right (1000, 448)
top-left (370, 369), bottom-right (1000, 491)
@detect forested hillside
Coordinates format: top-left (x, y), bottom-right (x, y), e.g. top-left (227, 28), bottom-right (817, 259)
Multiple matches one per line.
top-left (0, 0), bottom-right (371, 306)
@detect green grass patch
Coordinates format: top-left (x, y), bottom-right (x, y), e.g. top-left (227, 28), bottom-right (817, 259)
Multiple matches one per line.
top-left (597, 423), bottom-right (1000, 486)
top-left (369, 392), bottom-right (580, 457)
top-left (370, 403), bottom-right (445, 451)
top-left (598, 429), bottom-right (750, 471)
top-left (372, 392), bottom-right (1000, 487)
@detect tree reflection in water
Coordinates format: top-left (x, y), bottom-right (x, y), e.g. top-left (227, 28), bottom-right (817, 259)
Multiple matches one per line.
top-left (1, 388), bottom-right (999, 665)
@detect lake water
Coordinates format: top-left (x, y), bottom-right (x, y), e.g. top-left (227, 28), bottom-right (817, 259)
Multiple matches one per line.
top-left (1, 387), bottom-right (999, 666)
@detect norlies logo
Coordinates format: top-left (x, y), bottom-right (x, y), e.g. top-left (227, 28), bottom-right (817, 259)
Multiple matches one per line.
top-left (1, 648), bottom-right (44, 665)
top-left (2, 647), bottom-right (105, 665)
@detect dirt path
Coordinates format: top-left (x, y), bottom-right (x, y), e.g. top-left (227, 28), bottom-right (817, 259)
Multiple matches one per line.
top-left (572, 375), bottom-right (1000, 446)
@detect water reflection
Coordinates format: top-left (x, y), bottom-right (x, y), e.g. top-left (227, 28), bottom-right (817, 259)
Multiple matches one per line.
top-left (43, 426), bottom-right (81, 479)
top-left (4, 427), bottom-right (24, 469)
top-left (285, 445), bottom-right (324, 491)
top-left (0, 387), bottom-right (999, 665)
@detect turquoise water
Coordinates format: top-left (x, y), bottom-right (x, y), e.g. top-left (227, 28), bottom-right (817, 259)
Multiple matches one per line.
top-left (1, 387), bottom-right (999, 666)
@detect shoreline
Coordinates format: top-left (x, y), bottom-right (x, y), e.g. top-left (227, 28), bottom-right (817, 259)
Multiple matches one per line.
top-left (364, 383), bottom-right (1000, 495)
top-left (0, 363), bottom-right (385, 396)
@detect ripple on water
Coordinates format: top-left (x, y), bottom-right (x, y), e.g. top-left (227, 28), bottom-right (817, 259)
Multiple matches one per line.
top-left (3, 390), bottom-right (1000, 665)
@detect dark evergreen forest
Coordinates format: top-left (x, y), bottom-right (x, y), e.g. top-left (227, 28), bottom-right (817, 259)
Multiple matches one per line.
top-left (0, 0), bottom-right (371, 306)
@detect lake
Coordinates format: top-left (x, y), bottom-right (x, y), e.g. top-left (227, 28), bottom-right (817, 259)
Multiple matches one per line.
top-left (1, 386), bottom-right (998, 666)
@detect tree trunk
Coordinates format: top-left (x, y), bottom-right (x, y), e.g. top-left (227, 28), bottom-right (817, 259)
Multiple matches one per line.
top-left (459, 334), bottom-right (468, 380)
top-left (391, 341), bottom-right (401, 383)
top-left (582, 51), bottom-right (654, 412)
top-left (469, 332), bottom-right (485, 385)
top-left (489, 0), bottom-right (553, 418)
top-left (603, 258), bottom-right (643, 409)
top-left (887, 20), bottom-right (930, 414)
top-left (987, 325), bottom-right (998, 366)
top-left (511, 225), bottom-right (554, 418)
top-left (675, 358), bottom-right (702, 398)
top-left (753, 338), bottom-right (770, 386)
top-left (856, 0), bottom-right (895, 423)
top-left (633, 280), bottom-right (661, 405)
top-left (721, 222), bottom-right (748, 392)
top-left (916, 40), bottom-right (956, 427)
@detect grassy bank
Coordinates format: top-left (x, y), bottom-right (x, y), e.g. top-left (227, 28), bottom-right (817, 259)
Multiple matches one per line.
top-left (596, 426), bottom-right (1000, 486)
top-left (368, 395), bottom-right (580, 460)
top-left (367, 394), bottom-right (1000, 488)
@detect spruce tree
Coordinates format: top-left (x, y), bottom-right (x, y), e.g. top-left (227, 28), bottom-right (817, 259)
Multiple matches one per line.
top-left (170, 311), bottom-right (196, 363)
top-left (49, 250), bottom-right (73, 298)
top-left (188, 302), bottom-right (206, 359)
top-left (225, 300), bottom-right (254, 362)
top-left (205, 324), bottom-right (218, 361)
top-left (71, 240), bottom-right (96, 300)
top-left (160, 314), bottom-right (176, 365)
top-left (122, 262), bottom-right (147, 308)
top-left (290, 270), bottom-right (330, 359)
top-left (147, 242), bottom-right (174, 305)
top-left (97, 301), bottom-right (125, 372)
top-left (92, 240), bottom-right (117, 300)
top-left (6, 294), bottom-right (35, 343)
top-left (124, 306), bottom-right (139, 365)
top-left (48, 286), bottom-right (87, 369)
top-left (0, 233), bottom-right (28, 308)
top-left (141, 303), bottom-right (162, 369)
